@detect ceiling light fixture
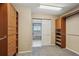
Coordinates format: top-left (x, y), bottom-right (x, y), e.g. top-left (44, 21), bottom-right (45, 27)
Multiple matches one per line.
top-left (39, 5), bottom-right (62, 11)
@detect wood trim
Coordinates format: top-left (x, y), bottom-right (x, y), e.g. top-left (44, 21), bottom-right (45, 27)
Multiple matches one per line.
top-left (16, 11), bottom-right (18, 54)
top-left (61, 17), bottom-right (66, 48)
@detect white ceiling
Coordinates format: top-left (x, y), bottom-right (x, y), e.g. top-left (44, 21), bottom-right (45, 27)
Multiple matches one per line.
top-left (13, 3), bottom-right (79, 16)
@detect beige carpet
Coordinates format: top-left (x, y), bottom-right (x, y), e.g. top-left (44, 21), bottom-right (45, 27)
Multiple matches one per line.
top-left (17, 45), bottom-right (79, 56)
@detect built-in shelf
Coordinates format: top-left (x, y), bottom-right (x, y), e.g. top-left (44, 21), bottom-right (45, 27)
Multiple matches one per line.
top-left (56, 35), bottom-right (61, 37)
top-left (56, 32), bottom-right (61, 35)
top-left (56, 36), bottom-right (61, 39)
top-left (55, 17), bottom-right (66, 48)
top-left (56, 43), bottom-right (61, 47)
top-left (56, 39), bottom-right (61, 42)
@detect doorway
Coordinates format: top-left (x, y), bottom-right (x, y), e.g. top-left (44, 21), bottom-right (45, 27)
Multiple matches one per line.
top-left (32, 20), bottom-right (42, 47)
top-left (32, 19), bottom-right (52, 47)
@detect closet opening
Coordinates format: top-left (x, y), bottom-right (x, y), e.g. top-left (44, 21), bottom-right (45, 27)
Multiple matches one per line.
top-left (32, 19), bottom-right (42, 47)
top-left (32, 18), bottom-right (52, 48)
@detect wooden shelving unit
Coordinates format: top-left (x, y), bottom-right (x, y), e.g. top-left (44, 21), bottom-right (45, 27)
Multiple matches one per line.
top-left (0, 3), bottom-right (18, 56)
top-left (55, 29), bottom-right (61, 47)
top-left (55, 17), bottom-right (66, 48)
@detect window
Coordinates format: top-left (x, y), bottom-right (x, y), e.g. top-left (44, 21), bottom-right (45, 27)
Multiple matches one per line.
top-left (32, 23), bottom-right (41, 32)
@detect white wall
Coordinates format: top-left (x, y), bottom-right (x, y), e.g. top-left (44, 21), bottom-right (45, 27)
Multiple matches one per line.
top-left (32, 13), bottom-right (57, 45)
top-left (13, 5), bottom-right (57, 52)
top-left (66, 13), bottom-right (79, 54)
top-left (13, 5), bottom-right (32, 52)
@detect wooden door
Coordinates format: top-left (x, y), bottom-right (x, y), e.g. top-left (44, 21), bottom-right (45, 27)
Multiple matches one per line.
top-left (0, 4), bottom-right (7, 56)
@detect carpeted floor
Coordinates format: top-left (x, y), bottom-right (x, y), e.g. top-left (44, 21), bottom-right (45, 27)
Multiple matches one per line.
top-left (17, 45), bottom-right (79, 56)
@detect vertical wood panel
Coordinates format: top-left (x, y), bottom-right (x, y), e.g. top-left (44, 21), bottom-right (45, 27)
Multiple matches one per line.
top-left (55, 18), bottom-right (61, 29)
top-left (7, 4), bottom-right (16, 56)
top-left (0, 3), bottom-right (8, 56)
top-left (61, 17), bottom-right (66, 48)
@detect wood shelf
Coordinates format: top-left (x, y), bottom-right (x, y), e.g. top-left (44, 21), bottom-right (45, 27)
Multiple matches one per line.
top-left (56, 38), bottom-right (61, 42)
top-left (56, 41), bottom-right (61, 45)
top-left (56, 43), bottom-right (61, 47)
top-left (56, 35), bottom-right (61, 37)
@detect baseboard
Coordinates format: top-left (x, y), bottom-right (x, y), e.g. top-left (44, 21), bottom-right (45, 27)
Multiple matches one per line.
top-left (66, 47), bottom-right (79, 55)
top-left (18, 51), bottom-right (32, 54)
top-left (32, 44), bottom-right (55, 48)
top-left (13, 52), bottom-right (17, 56)
top-left (42, 44), bottom-right (55, 47)
top-left (51, 44), bottom-right (55, 46)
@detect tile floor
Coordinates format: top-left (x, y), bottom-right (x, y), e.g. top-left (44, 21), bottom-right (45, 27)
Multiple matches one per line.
top-left (17, 45), bottom-right (79, 56)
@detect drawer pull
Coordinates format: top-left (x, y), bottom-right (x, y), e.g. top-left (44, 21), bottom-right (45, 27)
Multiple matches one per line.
top-left (0, 36), bottom-right (7, 40)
